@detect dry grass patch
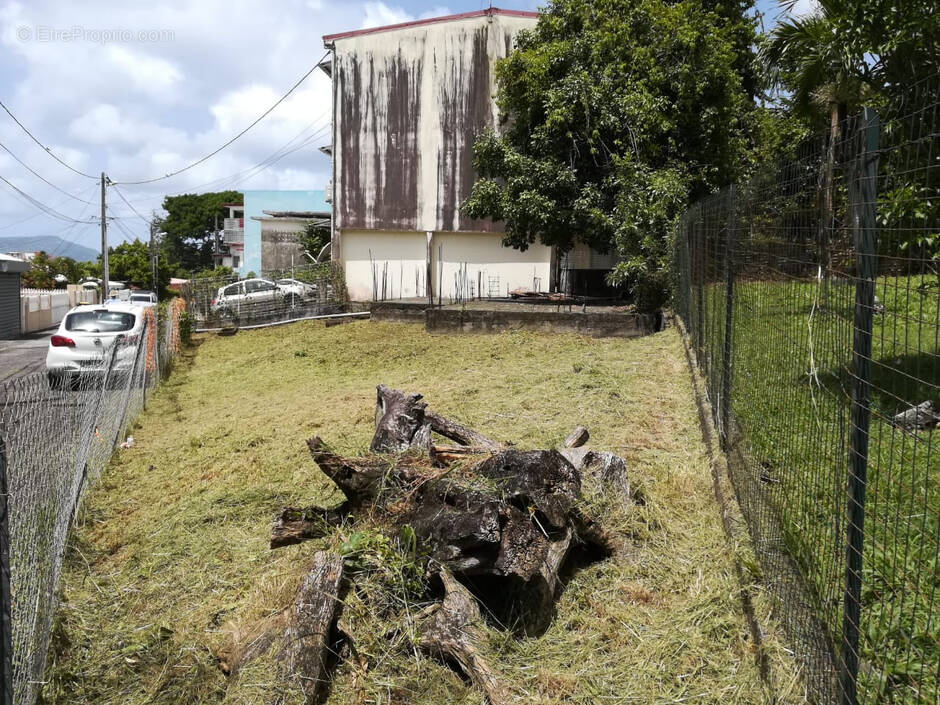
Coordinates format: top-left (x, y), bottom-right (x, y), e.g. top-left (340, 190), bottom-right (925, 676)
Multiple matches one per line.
top-left (45, 321), bottom-right (802, 704)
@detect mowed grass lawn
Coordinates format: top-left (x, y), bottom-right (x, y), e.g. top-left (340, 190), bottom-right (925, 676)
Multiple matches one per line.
top-left (46, 321), bottom-right (802, 704)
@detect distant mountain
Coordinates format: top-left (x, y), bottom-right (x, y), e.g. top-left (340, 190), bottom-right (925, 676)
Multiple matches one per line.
top-left (0, 236), bottom-right (98, 263)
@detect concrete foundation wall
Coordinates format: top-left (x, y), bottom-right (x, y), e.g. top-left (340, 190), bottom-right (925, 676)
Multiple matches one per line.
top-left (425, 308), bottom-right (658, 338)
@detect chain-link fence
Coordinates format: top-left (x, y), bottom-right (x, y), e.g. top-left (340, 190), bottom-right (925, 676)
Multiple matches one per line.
top-left (186, 261), bottom-right (351, 331)
top-left (0, 301), bottom-right (186, 705)
top-left (675, 80), bottom-right (938, 704)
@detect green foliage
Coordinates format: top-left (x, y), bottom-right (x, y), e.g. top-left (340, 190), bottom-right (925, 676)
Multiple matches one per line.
top-left (760, 0), bottom-right (940, 125)
top-left (463, 0), bottom-right (757, 311)
top-left (21, 251), bottom-right (56, 288)
top-left (192, 265), bottom-right (234, 280)
top-left (298, 221), bottom-right (330, 260)
top-left (20, 252), bottom-right (98, 288)
top-left (157, 191), bottom-right (241, 274)
top-left (338, 526), bottom-right (426, 598)
top-left (108, 239), bottom-right (171, 294)
top-left (178, 310), bottom-right (193, 345)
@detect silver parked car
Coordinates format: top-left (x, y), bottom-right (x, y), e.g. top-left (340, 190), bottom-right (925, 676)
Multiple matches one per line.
top-left (210, 278), bottom-right (299, 317)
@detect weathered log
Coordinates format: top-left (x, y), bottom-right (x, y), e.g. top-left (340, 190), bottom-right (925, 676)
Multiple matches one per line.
top-left (563, 425), bottom-right (590, 448)
top-left (560, 448), bottom-right (631, 501)
top-left (425, 410), bottom-right (504, 450)
top-left (419, 569), bottom-right (511, 705)
top-left (280, 551), bottom-right (345, 705)
top-left (371, 385), bottom-right (431, 453)
top-left (569, 506), bottom-right (616, 555)
top-left (430, 444), bottom-right (496, 466)
top-left (475, 450), bottom-right (580, 530)
top-left (307, 436), bottom-right (394, 502)
top-left (892, 401), bottom-right (939, 430)
top-left (270, 504), bottom-right (349, 549)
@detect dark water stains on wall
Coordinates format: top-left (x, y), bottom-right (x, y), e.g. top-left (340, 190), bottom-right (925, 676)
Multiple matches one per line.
top-left (333, 14), bottom-right (535, 233)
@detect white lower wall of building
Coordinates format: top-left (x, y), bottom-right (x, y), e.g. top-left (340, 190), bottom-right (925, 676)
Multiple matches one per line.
top-left (431, 231), bottom-right (552, 300)
top-left (342, 230), bottom-right (428, 301)
top-left (341, 230), bottom-right (554, 302)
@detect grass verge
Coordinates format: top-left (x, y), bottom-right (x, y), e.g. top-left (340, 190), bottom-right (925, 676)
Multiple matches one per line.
top-left (45, 321), bottom-right (803, 704)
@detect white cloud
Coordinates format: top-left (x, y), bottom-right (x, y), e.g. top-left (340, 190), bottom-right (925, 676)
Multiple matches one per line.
top-left (104, 45), bottom-right (183, 98)
top-left (0, 0), bottom-right (374, 249)
top-left (787, 0), bottom-right (819, 17)
top-left (361, 2), bottom-right (413, 28)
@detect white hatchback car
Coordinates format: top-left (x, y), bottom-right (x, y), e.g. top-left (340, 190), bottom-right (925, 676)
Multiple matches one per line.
top-left (46, 304), bottom-right (146, 388)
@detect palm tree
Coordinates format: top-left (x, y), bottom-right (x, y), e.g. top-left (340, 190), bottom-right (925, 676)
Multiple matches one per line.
top-left (760, 0), bottom-right (872, 299)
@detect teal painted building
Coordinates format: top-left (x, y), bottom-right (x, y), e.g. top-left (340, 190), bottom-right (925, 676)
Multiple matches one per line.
top-left (240, 190), bottom-right (329, 276)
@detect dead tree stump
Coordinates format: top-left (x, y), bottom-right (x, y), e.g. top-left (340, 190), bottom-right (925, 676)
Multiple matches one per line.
top-left (279, 551), bottom-right (345, 705)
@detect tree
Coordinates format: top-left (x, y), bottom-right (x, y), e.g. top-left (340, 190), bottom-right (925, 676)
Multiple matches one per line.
top-left (157, 191), bottom-right (241, 274)
top-left (108, 239), bottom-right (171, 294)
top-left (20, 251), bottom-right (55, 288)
top-left (299, 221), bottom-right (330, 261)
top-left (760, 1), bottom-right (940, 280)
top-left (462, 0), bottom-right (757, 310)
top-left (51, 256), bottom-right (96, 284)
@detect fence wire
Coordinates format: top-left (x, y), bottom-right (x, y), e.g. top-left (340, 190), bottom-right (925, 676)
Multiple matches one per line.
top-left (185, 262), bottom-right (348, 331)
top-left (0, 301), bottom-right (185, 705)
top-left (675, 79), bottom-right (939, 704)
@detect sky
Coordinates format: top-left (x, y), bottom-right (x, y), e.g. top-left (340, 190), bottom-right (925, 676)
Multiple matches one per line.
top-left (0, 0), bottom-right (813, 259)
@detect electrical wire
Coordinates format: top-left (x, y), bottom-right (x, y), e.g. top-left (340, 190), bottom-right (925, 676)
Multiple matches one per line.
top-left (0, 182), bottom-right (98, 231)
top-left (111, 50), bottom-right (330, 186)
top-left (110, 183), bottom-right (152, 225)
top-left (0, 140), bottom-right (94, 204)
top-left (0, 99), bottom-right (98, 179)
top-left (110, 111), bottom-right (331, 215)
top-left (0, 173), bottom-right (97, 224)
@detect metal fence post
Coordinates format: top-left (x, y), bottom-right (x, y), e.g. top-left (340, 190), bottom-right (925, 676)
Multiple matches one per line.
top-left (0, 436), bottom-right (12, 705)
top-left (840, 107), bottom-right (880, 705)
top-left (720, 186), bottom-right (736, 447)
top-left (111, 321), bottom-right (146, 452)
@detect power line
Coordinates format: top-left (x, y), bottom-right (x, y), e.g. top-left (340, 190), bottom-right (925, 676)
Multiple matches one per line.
top-left (111, 111), bottom-right (331, 215)
top-left (112, 50), bottom-right (330, 186)
top-left (110, 183), bottom-right (151, 225)
top-left (0, 99), bottom-right (98, 180)
top-left (0, 173), bottom-right (98, 224)
top-left (0, 182), bottom-right (98, 231)
top-left (0, 139), bottom-right (94, 204)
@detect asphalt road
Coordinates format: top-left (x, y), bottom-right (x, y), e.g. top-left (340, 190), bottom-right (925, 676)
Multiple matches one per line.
top-left (0, 330), bottom-right (52, 384)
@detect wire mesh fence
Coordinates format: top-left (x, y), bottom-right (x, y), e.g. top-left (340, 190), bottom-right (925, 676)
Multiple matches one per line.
top-left (675, 80), bottom-right (938, 704)
top-left (185, 262), bottom-right (351, 331)
top-left (0, 301), bottom-right (186, 705)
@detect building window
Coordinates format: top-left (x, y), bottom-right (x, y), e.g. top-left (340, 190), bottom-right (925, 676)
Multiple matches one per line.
top-left (233, 256), bottom-right (240, 268)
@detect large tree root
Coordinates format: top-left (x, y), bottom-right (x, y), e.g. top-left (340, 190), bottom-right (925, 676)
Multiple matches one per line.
top-left (419, 569), bottom-right (512, 705)
top-left (261, 386), bottom-right (632, 703)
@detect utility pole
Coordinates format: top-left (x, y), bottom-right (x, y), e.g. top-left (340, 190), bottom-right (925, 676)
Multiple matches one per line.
top-left (100, 172), bottom-right (109, 299)
top-left (150, 218), bottom-right (157, 294)
top-left (214, 214), bottom-right (220, 268)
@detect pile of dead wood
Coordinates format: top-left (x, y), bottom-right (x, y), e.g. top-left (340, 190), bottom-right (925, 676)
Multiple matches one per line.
top-left (224, 385), bottom-right (632, 704)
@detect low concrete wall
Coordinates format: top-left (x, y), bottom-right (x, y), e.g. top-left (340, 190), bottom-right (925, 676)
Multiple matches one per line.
top-left (425, 308), bottom-right (658, 338)
top-left (370, 301), bottom-right (429, 323)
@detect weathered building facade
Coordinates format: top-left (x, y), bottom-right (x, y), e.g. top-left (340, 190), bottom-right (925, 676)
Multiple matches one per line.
top-left (323, 8), bottom-right (562, 301)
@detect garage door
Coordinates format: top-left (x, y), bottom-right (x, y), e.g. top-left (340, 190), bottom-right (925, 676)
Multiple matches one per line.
top-left (0, 273), bottom-right (21, 339)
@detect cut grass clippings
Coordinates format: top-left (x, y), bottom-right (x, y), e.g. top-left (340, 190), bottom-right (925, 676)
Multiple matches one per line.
top-left (45, 321), bottom-right (804, 704)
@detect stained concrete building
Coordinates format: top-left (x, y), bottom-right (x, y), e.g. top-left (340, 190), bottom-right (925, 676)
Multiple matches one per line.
top-left (323, 8), bottom-right (575, 302)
